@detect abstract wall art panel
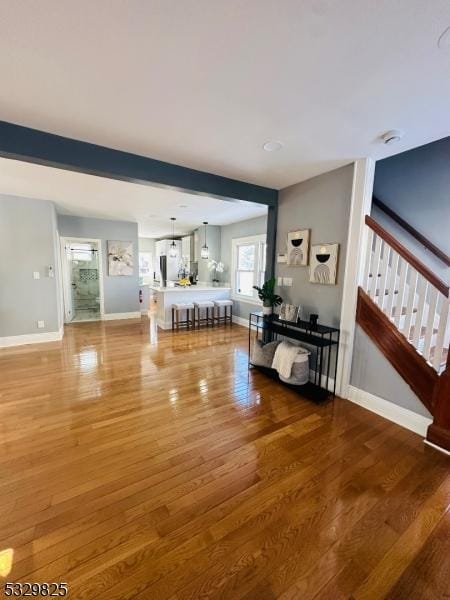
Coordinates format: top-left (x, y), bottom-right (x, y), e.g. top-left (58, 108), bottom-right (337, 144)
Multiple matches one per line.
top-left (287, 229), bottom-right (310, 266)
top-left (107, 241), bottom-right (134, 276)
top-left (309, 244), bottom-right (339, 285)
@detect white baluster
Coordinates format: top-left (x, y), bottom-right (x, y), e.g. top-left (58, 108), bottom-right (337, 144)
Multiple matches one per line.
top-left (369, 236), bottom-right (382, 302)
top-left (423, 287), bottom-right (439, 361)
top-left (386, 251), bottom-right (399, 321)
top-left (394, 260), bottom-right (408, 328)
top-left (362, 228), bottom-right (374, 292)
top-left (413, 277), bottom-right (428, 351)
top-left (432, 297), bottom-right (450, 371)
top-left (378, 243), bottom-right (391, 314)
top-left (402, 269), bottom-right (418, 339)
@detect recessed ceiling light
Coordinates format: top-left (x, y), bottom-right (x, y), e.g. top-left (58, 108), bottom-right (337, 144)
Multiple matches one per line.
top-left (381, 130), bottom-right (404, 145)
top-left (263, 140), bottom-right (283, 152)
top-left (438, 26), bottom-right (450, 50)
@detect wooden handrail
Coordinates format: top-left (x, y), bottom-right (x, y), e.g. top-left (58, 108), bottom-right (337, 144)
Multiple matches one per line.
top-left (373, 196), bottom-right (450, 267)
top-left (365, 215), bottom-right (449, 297)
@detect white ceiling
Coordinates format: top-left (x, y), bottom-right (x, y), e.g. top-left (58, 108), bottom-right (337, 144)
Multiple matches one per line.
top-left (0, 1), bottom-right (449, 189)
top-left (0, 157), bottom-right (267, 237)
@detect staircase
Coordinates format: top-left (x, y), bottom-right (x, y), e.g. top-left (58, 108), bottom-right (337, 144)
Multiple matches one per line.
top-left (357, 215), bottom-right (450, 451)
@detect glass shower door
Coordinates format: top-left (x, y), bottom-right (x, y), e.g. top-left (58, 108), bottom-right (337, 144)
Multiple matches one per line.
top-left (69, 242), bottom-right (100, 321)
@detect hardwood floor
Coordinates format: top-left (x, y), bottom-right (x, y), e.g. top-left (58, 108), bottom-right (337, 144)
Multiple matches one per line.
top-left (0, 316), bottom-right (449, 599)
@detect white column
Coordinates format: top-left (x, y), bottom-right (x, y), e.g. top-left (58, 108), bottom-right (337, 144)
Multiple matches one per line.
top-left (337, 157), bottom-right (375, 398)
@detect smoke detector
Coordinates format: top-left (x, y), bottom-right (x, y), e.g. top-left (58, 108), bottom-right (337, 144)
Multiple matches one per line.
top-left (263, 140), bottom-right (283, 152)
top-left (381, 130), bottom-right (404, 145)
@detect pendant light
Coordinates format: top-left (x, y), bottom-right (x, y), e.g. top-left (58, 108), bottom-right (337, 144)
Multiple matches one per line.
top-left (169, 217), bottom-right (178, 258)
top-left (201, 221), bottom-right (209, 259)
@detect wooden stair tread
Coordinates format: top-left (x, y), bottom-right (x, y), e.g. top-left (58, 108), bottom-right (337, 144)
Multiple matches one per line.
top-left (408, 325), bottom-right (439, 340)
top-left (375, 289), bottom-right (399, 296)
top-left (429, 345), bottom-right (448, 367)
top-left (391, 306), bottom-right (418, 317)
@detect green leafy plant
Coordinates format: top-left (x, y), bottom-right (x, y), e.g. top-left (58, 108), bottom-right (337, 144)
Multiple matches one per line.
top-left (253, 277), bottom-right (283, 307)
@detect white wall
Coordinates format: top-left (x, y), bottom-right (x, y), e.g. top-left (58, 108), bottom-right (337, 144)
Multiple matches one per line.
top-left (138, 237), bottom-right (156, 283)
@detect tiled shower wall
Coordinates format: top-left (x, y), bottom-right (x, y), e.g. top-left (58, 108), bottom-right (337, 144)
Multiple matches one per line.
top-left (72, 260), bottom-right (100, 310)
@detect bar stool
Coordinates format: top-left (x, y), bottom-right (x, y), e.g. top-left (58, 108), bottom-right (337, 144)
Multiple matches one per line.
top-left (172, 303), bottom-right (194, 330)
top-left (214, 299), bottom-right (233, 326)
top-left (194, 301), bottom-right (215, 328)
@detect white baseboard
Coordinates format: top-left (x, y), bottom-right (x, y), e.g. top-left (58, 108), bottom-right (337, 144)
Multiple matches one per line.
top-left (347, 385), bottom-right (432, 437)
top-left (0, 328), bottom-right (64, 348)
top-left (102, 311), bottom-right (141, 321)
top-left (232, 315), bottom-right (249, 328)
top-left (423, 440), bottom-right (450, 456)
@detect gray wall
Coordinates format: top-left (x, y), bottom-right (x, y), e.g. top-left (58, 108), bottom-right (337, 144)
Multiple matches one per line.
top-left (0, 195), bottom-right (61, 337)
top-left (374, 136), bottom-right (449, 283)
top-left (58, 215), bottom-right (139, 314)
top-left (351, 326), bottom-right (431, 418)
top-left (371, 205), bottom-right (449, 284)
top-left (220, 215), bottom-right (268, 320)
top-left (276, 164), bottom-right (354, 327)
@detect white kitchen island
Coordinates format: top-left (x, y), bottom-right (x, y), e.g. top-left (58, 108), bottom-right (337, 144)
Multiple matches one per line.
top-left (150, 286), bottom-right (231, 329)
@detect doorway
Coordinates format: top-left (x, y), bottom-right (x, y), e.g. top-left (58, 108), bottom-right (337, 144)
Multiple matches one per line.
top-left (61, 238), bottom-right (105, 322)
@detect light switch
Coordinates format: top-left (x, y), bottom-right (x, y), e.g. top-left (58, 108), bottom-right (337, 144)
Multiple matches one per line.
top-left (277, 277), bottom-right (283, 286)
top-left (37, 320), bottom-right (45, 329)
top-left (33, 271), bottom-right (40, 280)
top-left (283, 277), bottom-right (293, 287)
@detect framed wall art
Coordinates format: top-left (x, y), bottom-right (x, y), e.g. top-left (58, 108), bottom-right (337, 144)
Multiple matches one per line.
top-left (279, 302), bottom-right (300, 323)
top-left (107, 240), bottom-right (134, 276)
top-left (287, 229), bottom-right (310, 266)
top-left (309, 244), bottom-right (339, 285)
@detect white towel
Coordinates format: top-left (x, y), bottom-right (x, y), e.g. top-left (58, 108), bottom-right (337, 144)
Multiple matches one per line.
top-left (271, 341), bottom-right (299, 379)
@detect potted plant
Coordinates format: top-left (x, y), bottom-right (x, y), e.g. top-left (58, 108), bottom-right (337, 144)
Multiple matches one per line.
top-left (253, 277), bottom-right (283, 315)
top-left (208, 260), bottom-right (225, 286)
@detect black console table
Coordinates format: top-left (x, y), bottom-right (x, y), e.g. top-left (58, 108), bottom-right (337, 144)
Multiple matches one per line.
top-left (248, 312), bottom-right (340, 402)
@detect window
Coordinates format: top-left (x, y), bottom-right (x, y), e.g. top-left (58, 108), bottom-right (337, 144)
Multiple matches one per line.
top-left (231, 234), bottom-right (267, 302)
top-left (69, 243), bottom-right (94, 262)
top-left (139, 252), bottom-right (153, 277)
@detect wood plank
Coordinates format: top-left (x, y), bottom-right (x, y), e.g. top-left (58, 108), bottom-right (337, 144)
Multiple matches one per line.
top-left (0, 314), bottom-right (448, 599)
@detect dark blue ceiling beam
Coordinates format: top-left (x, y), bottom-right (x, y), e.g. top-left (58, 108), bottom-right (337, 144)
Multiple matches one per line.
top-left (0, 120), bottom-right (278, 206)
